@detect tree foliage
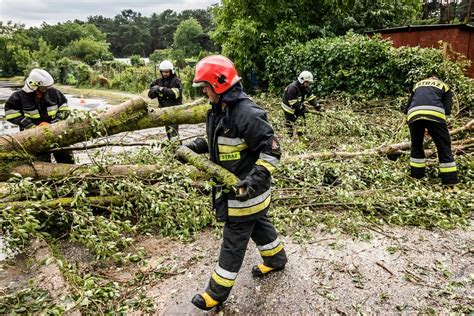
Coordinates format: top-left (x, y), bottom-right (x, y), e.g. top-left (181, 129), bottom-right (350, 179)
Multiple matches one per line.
top-left (266, 33), bottom-right (473, 108)
top-left (212, 0), bottom-right (421, 82)
top-left (173, 18), bottom-right (206, 57)
top-left (63, 37), bottom-right (112, 65)
top-left (87, 8), bottom-right (214, 57)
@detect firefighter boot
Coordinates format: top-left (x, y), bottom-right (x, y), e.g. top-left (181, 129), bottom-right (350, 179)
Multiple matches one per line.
top-left (191, 292), bottom-right (221, 311)
top-left (251, 264), bottom-right (285, 278)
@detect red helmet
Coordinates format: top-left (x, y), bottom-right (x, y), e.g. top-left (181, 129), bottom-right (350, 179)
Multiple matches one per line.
top-left (192, 55), bottom-right (241, 94)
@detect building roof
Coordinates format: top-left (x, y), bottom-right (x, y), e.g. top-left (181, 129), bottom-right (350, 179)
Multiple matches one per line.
top-left (366, 23), bottom-right (474, 35)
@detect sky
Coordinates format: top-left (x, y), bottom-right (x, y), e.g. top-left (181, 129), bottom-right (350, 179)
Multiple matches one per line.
top-left (0, 0), bottom-right (220, 27)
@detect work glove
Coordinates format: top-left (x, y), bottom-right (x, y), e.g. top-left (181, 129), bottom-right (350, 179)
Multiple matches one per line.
top-left (234, 178), bottom-right (256, 202)
top-left (185, 137), bottom-right (209, 154)
top-left (153, 86), bottom-right (164, 94)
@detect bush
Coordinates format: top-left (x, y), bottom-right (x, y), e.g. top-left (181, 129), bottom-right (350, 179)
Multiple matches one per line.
top-left (110, 66), bottom-right (155, 93)
top-left (265, 33), bottom-right (474, 110)
top-left (130, 55), bottom-right (145, 67)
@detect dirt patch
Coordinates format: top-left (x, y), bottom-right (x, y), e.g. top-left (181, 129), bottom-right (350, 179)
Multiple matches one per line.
top-left (1, 222), bottom-right (472, 314)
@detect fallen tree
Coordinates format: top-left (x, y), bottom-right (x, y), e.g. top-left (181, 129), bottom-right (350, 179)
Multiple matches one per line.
top-left (285, 119), bottom-right (473, 162)
top-left (0, 98), bottom-right (210, 180)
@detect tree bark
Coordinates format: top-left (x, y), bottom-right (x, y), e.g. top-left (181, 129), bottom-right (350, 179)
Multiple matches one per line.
top-left (7, 162), bottom-right (164, 180)
top-left (285, 119), bottom-right (473, 162)
top-left (0, 98), bottom-right (210, 179)
top-left (176, 146), bottom-right (240, 189)
top-left (0, 195), bottom-right (123, 211)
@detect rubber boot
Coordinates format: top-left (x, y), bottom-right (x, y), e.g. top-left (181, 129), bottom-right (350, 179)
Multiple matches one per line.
top-left (191, 292), bottom-right (221, 311)
top-left (251, 264), bottom-right (285, 278)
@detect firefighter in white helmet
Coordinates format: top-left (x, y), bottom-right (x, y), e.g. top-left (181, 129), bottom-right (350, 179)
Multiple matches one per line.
top-left (4, 68), bottom-right (74, 163)
top-left (148, 60), bottom-right (183, 140)
top-left (281, 70), bottom-right (321, 136)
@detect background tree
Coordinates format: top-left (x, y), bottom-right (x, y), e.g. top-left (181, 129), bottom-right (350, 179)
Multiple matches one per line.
top-left (212, 0), bottom-right (421, 85)
top-left (173, 18), bottom-right (205, 57)
top-left (63, 37), bottom-right (112, 65)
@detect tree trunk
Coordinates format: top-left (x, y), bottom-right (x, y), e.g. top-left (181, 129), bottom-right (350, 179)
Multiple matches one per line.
top-left (0, 98), bottom-right (210, 179)
top-left (8, 162), bottom-right (164, 180)
top-left (176, 146), bottom-right (240, 189)
top-left (0, 195), bottom-right (123, 211)
top-left (285, 119), bottom-right (473, 162)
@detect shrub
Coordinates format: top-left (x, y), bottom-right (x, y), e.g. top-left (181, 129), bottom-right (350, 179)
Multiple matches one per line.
top-left (265, 33), bottom-right (474, 110)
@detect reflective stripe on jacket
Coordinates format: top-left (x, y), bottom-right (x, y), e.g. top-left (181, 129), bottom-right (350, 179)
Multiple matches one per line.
top-left (281, 80), bottom-right (318, 115)
top-left (405, 78), bottom-right (452, 124)
top-left (5, 87), bottom-right (69, 130)
top-left (190, 84), bottom-right (281, 222)
top-left (148, 75), bottom-right (183, 107)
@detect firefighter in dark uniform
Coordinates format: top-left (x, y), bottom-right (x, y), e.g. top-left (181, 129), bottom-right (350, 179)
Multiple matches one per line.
top-left (5, 68), bottom-right (74, 163)
top-left (404, 74), bottom-right (458, 186)
top-left (148, 60), bottom-right (183, 140)
top-left (183, 55), bottom-right (287, 310)
top-left (281, 71), bottom-right (321, 136)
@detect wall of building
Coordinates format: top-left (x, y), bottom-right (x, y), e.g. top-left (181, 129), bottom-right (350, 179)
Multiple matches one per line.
top-left (373, 25), bottom-right (474, 78)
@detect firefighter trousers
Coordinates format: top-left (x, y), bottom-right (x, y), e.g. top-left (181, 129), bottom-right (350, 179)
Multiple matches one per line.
top-left (283, 111), bottom-right (305, 137)
top-left (165, 124), bottom-right (179, 140)
top-left (408, 119), bottom-right (458, 185)
top-left (205, 213), bottom-right (287, 302)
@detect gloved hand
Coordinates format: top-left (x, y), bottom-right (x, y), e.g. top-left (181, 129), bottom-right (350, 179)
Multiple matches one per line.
top-left (38, 122), bottom-right (50, 127)
top-left (154, 86), bottom-right (164, 94)
top-left (234, 178), bottom-right (256, 202)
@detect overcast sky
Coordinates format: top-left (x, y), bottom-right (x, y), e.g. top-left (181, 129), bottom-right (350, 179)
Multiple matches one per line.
top-left (0, 0), bottom-right (220, 27)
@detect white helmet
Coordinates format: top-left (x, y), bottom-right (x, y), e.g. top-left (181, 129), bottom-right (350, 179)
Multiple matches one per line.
top-left (159, 60), bottom-right (174, 74)
top-left (23, 68), bottom-right (54, 93)
top-left (298, 70), bottom-right (313, 84)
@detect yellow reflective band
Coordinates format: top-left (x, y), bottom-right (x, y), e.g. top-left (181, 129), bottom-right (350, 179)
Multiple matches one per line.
top-left (256, 159), bottom-right (276, 174)
top-left (25, 113), bottom-right (41, 119)
top-left (257, 264), bottom-right (274, 274)
top-left (228, 194), bottom-right (271, 217)
top-left (307, 95), bottom-right (316, 101)
top-left (171, 88), bottom-right (180, 98)
top-left (410, 162), bottom-right (426, 168)
top-left (288, 99), bottom-right (299, 106)
top-left (211, 272), bottom-right (235, 288)
top-left (47, 110), bottom-right (58, 117)
top-left (218, 143), bottom-right (248, 154)
top-left (219, 152), bottom-right (241, 161)
top-left (58, 106), bottom-right (70, 111)
top-left (5, 113), bottom-right (22, 120)
top-left (201, 292), bottom-right (220, 308)
top-left (407, 110), bottom-right (446, 121)
top-left (440, 166), bottom-right (457, 173)
top-left (281, 103), bottom-right (295, 114)
top-left (260, 243), bottom-right (284, 257)
top-left (414, 80), bottom-right (445, 91)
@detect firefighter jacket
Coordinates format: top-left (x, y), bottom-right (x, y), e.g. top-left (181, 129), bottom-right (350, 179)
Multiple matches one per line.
top-left (148, 75), bottom-right (183, 108)
top-left (186, 84), bottom-right (281, 223)
top-left (404, 77), bottom-right (452, 124)
top-left (281, 80), bottom-right (319, 116)
top-left (5, 87), bottom-right (70, 130)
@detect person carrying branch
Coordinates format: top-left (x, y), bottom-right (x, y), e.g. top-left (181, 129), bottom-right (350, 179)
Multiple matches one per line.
top-left (182, 55), bottom-right (287, 311)
top-left (404, 73), bottom-right (458, 186)
top-left (148, 60), bottom-right (183, 140)
top-left (5, 68), bottom-right (74, 163)
top-left (281, 71), bottom-right (321, 137)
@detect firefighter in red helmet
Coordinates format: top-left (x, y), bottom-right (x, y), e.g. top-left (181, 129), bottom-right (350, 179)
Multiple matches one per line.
top-left (182, 55), bottom-right (287, 310)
